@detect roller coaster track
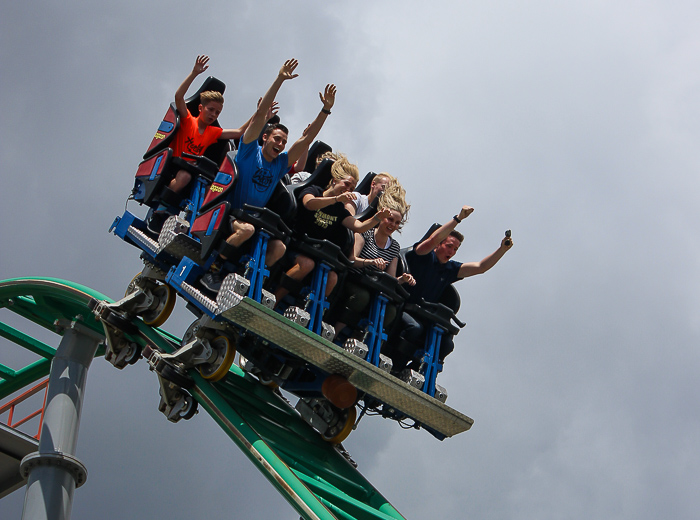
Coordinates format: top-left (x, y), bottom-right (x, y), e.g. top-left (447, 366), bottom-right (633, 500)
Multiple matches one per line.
top-left (0, 278), bottom-right (405, 520)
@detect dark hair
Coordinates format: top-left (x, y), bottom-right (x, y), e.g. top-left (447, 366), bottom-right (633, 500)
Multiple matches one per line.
top-left (448, 230), bottom-right (464, 243)
top-left (262, 122), bottom-right (289, 137)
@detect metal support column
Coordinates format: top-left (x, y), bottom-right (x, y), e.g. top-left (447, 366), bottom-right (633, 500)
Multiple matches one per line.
top-left (19, 319), bottom-right (103, 520)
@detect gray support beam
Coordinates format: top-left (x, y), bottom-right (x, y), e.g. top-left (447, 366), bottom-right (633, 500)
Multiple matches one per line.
top-left (19, 320), bottom-right (103, 520)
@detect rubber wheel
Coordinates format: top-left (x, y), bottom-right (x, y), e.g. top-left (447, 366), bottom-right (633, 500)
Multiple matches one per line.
top-left (124, 343), bottom-right (142, 365)
top-left (124, 272), bottom-right (143, 298)
top-left (103, 309), bottom-right (139, 335)
top-left (142, 284), bottom-right (176, 327)
top-left (324, 406), bottom-right (357, 444)
top-left (179, 393), bottom-right (199, 420)
top-left (258, 374), bottom-right (279, 390)
top-left (160, 363), bottom-right (195, 389)
top-left (198, 336), bottom-right (236, 382)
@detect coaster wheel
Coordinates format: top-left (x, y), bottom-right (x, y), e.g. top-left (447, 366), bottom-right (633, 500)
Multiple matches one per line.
top-left (258, 373), bottom-right (279, 390)
top-left (198, 335), bottom-right (236, 382)
top-left (124, 272), bottom-right (145, 298)
top-left (123, 342), bottom-right (142, 365)
top-left (142, 284), bottom-right (176, 327)
top-left (160, 363), bottom-right (194, 389)
top-left (103, 309), bottom-right (139, 335)
top-left (179, 393), bottom-right (199, 420)
top-left (323, 405), bottom-right (357, 444)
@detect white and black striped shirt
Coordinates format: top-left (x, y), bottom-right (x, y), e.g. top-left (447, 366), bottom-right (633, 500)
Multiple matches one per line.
top-left (357, 230), bottom-right (400, 270)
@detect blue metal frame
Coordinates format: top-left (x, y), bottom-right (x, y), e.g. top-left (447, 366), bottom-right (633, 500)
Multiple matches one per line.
top-left (363, 294), bottom-right (389, 367)
top-left (305, 262), bottom-right (332, 335)
top-left (183, 175), bottom-right (212, 230)
top-left (419, 324), bottom-right (446, 398)
top-left (242, 230), bottom-right (271, 303)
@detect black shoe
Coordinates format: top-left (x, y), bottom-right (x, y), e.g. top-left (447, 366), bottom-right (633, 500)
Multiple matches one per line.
top-left (146, 211), bottom-right (168, 236)
top-left (201, 272), bottom-right (223, 294)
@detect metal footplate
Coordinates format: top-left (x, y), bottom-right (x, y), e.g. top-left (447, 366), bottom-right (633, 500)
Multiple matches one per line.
top-left (157, 216), bottom-right (201, 260)
top-left (220, 297), bottom-right (473, 438)
top-left (127, 225), bottom-right (159, 255)
top-left (127, 216), bottom-right (200, 262)
top-left (178, 273), bottom-right (251, 316)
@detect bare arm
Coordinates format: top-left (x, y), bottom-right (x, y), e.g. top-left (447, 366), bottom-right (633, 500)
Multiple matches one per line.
top-left (242, 59), bottom-right (298, 145)
top-left (457, 236), bottom-right (514, 279)
top-left (302, 191), bottom-right (356, 211)
top-left (343, 207), bottom-right (391, 235)
top-left (175, 55), bottom-right (210, 118)
top-left (289, 124), bottom-right (311, 172)
top-left (349, 233), bottom-right (365, 262)
top-left (415, 205), bottom-right (474, 256)
top-left (287, 84), bottom-right (336, 167)
top-left (220, 100), bottom-right (279, 141)
top-left (292, 144), bottom-right (310, 173)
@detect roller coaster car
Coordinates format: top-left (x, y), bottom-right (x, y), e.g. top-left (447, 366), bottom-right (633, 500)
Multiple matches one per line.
top-left (103, 135), bottom-right (474, 439)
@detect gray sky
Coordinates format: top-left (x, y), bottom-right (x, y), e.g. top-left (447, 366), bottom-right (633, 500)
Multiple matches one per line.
top-left (2, 1), bottom-right (700, 518)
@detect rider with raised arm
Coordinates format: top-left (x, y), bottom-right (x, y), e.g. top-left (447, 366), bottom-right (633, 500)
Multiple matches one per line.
top-left (386, 205), bottom-right (514, 371)
top-left (148, 55), bottom-right (262, 234)
top-left (201, 59), bottom-right (337, 293)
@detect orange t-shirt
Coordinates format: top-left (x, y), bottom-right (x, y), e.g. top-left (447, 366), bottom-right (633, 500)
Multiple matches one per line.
top-left (171, 111), bottom-right (223, 160)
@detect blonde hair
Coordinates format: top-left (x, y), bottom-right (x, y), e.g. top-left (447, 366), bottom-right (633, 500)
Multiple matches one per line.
top-left (328, 153), bottom-right (359, 187)
top-left (377, 178), bottom-right (410, 229)
top-left (199, 90), bottom-right (224, 106)
top-left (316, 151), bottom-right (339, 167)
top-left (373, 172), bottom-right (394, 185)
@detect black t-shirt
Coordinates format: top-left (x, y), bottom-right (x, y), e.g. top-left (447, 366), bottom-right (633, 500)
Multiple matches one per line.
top-left (295, 185), bottom-right (352, 247)
top-left (404, 247), bottom-right (461, 305)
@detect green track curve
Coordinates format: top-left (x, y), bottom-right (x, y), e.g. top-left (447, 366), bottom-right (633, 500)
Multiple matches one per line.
top-left (0, 277), bottom-right (406, 520)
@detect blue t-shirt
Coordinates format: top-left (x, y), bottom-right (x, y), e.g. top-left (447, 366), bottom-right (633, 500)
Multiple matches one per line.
top-left (404, 248), bottom-right (461, 305)
top-left (231, 138), bottom-right (289, 210)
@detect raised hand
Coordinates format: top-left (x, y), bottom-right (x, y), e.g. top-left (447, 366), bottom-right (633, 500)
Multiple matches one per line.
top-left (320, 84), bottom-right (336, 111)
top-left (267, 101), bottom-right (279, 120)
top-left (458, 205), bottom-right (474, 221)
top-left (193, 55), bottom-right (210, 75)
top-left (501, 235), bottom-right (514, 249)
top-left (279, 59), bottom-right (299, 81)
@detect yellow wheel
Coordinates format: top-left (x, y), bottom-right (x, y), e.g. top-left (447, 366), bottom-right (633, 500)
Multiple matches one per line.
top-left (142, 284), bottom-right (176, 327)
top-left (124, 272), bottom-right (143, 297)
top-left (324, 405), bottom-right (357, 444)
top-left (199, 336), bottom-right (236, 382)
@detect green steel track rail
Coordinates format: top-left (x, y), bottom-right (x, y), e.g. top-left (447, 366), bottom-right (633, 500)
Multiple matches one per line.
top-left (0, 277), bottom-right (406, 520)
